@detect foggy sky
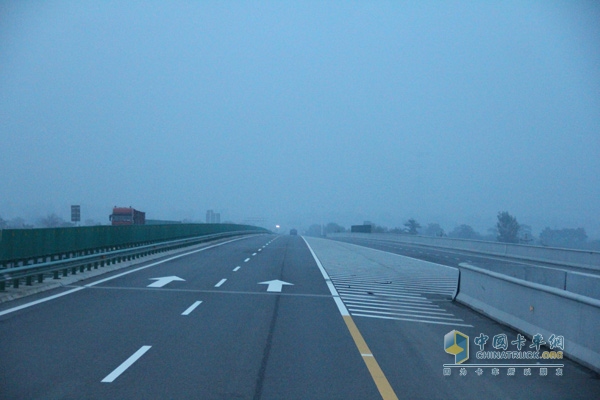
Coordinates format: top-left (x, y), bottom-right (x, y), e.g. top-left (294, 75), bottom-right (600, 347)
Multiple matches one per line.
top-left (1, 1), bottom-right (599, 236)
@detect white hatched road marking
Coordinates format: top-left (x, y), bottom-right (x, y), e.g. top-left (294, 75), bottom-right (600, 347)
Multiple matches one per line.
top-left (327, 269), bottom-right (472, 327)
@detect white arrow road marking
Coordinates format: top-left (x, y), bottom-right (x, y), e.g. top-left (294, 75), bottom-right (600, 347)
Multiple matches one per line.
top-left (258, 280), bottom-right (294, 293)
top-left (147, 276), bottom-right (185, 288)
top-left (182, 301), bottom-right (203, 315)
top-left (102, 346), bottom-right (152, 383)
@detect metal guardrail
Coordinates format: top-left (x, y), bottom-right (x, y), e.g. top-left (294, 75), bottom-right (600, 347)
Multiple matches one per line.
top-left (0, 223), bottom-right (267, 268)
top-left (0, 230), bottom-right (264, 291)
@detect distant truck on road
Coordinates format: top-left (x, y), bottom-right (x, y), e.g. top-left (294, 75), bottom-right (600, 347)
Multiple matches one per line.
top-left (290, 229), bottom-right (298, 236)
top-left (109, 207), bottom-right (146, 226)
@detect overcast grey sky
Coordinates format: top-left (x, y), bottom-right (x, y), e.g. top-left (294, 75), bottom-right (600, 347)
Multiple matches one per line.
top-left (1, 1), bottom-right (599, 236)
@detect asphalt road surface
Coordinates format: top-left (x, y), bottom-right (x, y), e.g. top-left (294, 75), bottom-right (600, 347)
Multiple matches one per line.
top-left (1, 234), bottom-right (598, 399)
top-left (331, 235), bottom-right (600, 277)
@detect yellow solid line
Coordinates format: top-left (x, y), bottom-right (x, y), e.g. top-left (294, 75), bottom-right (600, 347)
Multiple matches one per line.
top-left (343, 315), bottom-right (399, 400)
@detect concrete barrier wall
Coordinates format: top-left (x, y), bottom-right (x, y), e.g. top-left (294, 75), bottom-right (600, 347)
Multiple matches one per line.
top-left (566, 272), bottom-right (600, 300)
top-left (456, 263), bottom-right (600, 374)
top-left (329, 233), bottom-right (600, 369)
top-left (471, 263), bottom-right (567, 290)
top-left (330, 232), bottom-right (600, 271)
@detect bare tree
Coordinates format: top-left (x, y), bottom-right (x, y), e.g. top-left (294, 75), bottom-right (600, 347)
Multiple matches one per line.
top-left (39, 213), bottom-right (65, 228)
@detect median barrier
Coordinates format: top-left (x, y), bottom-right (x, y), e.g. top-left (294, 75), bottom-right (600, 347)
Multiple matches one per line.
top-left (455, 263), bottom-right (600, 374)
top-left (474, 263), bottom-right (567, 290)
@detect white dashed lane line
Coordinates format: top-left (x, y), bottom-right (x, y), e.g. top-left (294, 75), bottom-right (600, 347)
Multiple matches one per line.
top-left (214, 279), bottom-right (227, 288)
top-left (101, 346), bottom-right (152, 383)
top-left (181, 301), bottom-right (203, 315)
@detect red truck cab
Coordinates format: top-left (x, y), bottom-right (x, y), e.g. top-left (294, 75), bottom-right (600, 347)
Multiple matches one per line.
top-left (109, 207), bottom-right (146, 225)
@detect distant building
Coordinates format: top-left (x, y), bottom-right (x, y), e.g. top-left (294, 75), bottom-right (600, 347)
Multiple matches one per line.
top-left (206, 210), bottom-right (221, 224)
top-left (351, 224), bottom-right (372, 233)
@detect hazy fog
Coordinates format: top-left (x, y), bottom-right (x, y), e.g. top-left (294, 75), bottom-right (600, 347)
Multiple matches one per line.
top-left (1, 2), bottom-right (599, 236)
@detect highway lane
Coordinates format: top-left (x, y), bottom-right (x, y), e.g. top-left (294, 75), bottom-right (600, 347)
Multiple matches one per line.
top-left (1, 234), bottom-right (599, 399)
top-left (0, 234), bottom-right (381, 399)
top-left (331, 236), bottom-right (600, 277)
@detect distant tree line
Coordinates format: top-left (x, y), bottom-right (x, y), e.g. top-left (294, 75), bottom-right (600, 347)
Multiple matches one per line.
top-left (0, 214), bottom-right (101, 229)
top-left (0, 216), bottom-right (34, 229)
top-left (539, 227), bottom-right (588, 249)
top-left (303, 211), bottom-right (600, 251)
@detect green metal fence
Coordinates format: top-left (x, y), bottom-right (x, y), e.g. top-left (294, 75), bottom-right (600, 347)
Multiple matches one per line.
top-left (0, 224), bottom-right (268, 264)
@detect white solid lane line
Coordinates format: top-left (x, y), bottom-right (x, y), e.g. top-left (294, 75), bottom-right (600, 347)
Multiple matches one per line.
top-left (301, 238), bottom-right (348, 316)
top-left (215, 279), bottom-right (227, 288)
top-left (181, 301), bottom-right (203, 316)
top-left (233, 266), bottom-right (241, 272)
top-left (0, 287), bottom-right (85, 317)
top-left (102, 346), bottom-right (152, 383)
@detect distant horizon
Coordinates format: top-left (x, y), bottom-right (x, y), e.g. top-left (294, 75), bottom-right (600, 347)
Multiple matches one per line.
top-left (2, 3), bottom-right (598, 243)
top-left (1, 206), bottom-right (598, 242)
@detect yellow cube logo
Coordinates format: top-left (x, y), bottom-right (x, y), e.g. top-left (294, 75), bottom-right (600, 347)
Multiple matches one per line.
top-left (445, 330), bottom-right (469, 364)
